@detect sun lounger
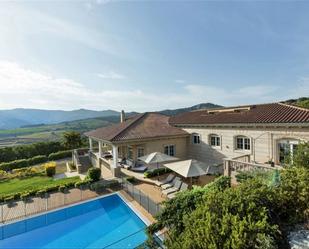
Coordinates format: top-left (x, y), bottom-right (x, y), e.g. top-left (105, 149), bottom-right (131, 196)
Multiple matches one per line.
top-left (167, 182), bottom-right (188, 199)
top-left (154, 174), bottom-right (175, 187)
top-left (161, 177), bottom-right (180, 190)
top-left (162, 179), bottom-right (182, 196)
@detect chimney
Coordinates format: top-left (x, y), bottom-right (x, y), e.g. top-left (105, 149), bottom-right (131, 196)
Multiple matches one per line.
top-left (120, 110), bottom-right (125, 123)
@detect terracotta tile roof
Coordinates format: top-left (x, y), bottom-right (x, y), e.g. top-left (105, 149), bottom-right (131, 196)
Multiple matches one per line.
top-left (169, 103), bottom-right (309, 125)
top-left (85, 113), bottom-right (189, 142)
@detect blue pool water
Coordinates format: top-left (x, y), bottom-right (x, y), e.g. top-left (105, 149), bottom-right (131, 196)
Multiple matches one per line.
top-left (0, 194), bottom-right (147, 248)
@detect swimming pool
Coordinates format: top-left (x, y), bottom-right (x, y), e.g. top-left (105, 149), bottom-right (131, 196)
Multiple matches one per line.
top-left (0, 193), bottom-right (148, 248)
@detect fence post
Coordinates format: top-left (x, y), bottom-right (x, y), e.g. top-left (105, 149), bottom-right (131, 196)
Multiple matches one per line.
top-left (45, 194), bottom-right (48, 211)
top-left (139, 189), bottom-right (141, 205)
top-left (1, 203), bottom-right (3, 223)
top-left (147, 196), bottom-right (149, 212)
top-left (24, 201), bottom-right (26, 217)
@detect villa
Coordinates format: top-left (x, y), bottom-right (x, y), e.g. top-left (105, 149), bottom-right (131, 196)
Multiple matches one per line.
top-left (76, 102), bottom-right (309, 181)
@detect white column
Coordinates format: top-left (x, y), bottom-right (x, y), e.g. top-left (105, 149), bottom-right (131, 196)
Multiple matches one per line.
top-left (89, 138), bottom-right (93, 152)
top-left (112, 145), bottom-right (118, 168)
top-left (98, 141), bottom-right (103, 158)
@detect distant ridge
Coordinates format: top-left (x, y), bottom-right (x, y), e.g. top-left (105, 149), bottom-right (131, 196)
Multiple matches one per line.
top-left (0, 109), bottom-right (120, 129)
top-left (0, 103), bottom-right (220, 129)
top-left (159, 103), bottom-right (222, 116)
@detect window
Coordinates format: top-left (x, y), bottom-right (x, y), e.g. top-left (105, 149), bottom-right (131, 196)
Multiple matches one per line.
top-left (164, 145), bottom-right (175, 156)
top-left (128, 146), bottom-right (133, 159)
top-left (235, 136), bottom-right (251, 150)
top-left (192, 134), bottom-right (200, 144)
top-left (210, 134), bottom-right (220, 147)
top-left (137, 147), bottom-right (144, 158)
top-left (278, 139), bottom-right (299, 164)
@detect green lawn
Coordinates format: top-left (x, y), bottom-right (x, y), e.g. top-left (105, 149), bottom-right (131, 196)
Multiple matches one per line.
top-left (0, 176), bottom-right (80, 196)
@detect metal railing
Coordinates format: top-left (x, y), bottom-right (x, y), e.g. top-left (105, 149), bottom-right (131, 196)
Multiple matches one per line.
top-left (0, 179), bottom-right (162, 224)
top-left (224, 158), bottom-right (282, 185)
top-left (121, 179), bottom-right (163, 217)
top-left (0, 181), bottom-right (122, 224)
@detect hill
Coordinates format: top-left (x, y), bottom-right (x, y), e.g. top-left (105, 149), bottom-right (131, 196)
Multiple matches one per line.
top-left (0, 108), bottom-right (120, 129)
top-left (283, 97), bottom-right (309, 109)
top-left (0, 102), bottom-right (219, 147)
top-left (159, 103), bottom-right (222, 116)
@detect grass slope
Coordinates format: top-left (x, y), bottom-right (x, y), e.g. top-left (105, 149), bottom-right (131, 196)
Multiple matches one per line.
top-left (0, 176), bottom-right (80, 196)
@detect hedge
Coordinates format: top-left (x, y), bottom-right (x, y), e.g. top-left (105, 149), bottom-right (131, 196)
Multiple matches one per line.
top-left (144, 167), bottom-right (172, 178)
top-left (0, 141), bottom-right (65, 163)
top-left (0, 177), bottom-right (80, 202)
top-left (0, 155), bottom-right (48, 171)
top-left (0, 150), bottom-right (72, 171)
top-left (48, 150), bottom-right (72, 161)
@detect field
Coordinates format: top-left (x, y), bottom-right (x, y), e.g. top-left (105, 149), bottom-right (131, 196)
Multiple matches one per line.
top-left (0, 116), bottom-right (118, 148)
top-left (0, 176), bottom-right (80, 196)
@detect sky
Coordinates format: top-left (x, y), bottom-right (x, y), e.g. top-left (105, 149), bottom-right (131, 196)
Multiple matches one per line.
top-left (0, 1), bottom-right (309, 112)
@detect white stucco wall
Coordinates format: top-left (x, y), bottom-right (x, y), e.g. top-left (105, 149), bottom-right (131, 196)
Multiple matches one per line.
top-left (181, 126), bottom-right (309, 165)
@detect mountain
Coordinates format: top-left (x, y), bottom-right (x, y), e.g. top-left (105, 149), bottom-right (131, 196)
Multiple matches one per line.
top-left (0, 108), bottom-right (120, 129)
top-left (0, 103), bottom-right (220, 130)
top-left (159, 103), bottom-right (222, 116)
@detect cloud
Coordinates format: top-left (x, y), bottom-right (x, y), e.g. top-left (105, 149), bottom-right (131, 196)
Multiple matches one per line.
top-left (175, 79), bottom-right (185, 84)
top-left (0, 61), bottom-right (306, 112)
top-left (84, 0), bottom-right (111, 11)
top-left (0, 4), bottom-right (119, 56)
top-left (97, 71), bottom-right (126, 79)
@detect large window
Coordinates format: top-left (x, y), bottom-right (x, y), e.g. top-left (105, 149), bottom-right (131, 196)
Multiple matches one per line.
top-left (192, 133), bottom-right (200, 144)
top-left (164, 145), bottom-right (175, 156)
top-left (210, 134), bottom-right (220, 147)
top-left (235, 136), bottom-right (251, 150)
top-left (278, 139), bottom-right (299, 164)
top-left (137, 147), bottom-right (145, 158)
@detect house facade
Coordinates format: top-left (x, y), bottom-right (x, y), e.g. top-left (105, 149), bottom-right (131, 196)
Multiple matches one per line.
top-left (169, 103), bottom-right (309, 166)
top-left (81, 112), bottom-right (189, 176)
top-left (79, 102), bottom-right (309, 177)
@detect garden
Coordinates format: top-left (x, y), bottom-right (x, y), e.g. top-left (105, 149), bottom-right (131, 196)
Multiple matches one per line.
top-left (146, 142), bottom-right (309, 249)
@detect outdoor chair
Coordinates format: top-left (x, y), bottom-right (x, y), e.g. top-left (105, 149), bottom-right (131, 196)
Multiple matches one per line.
top-left (167, 182), bottom-right (188, 199)
top-left (161, 177), bottom-right (180, 190)
top-left (154, 174), bottom-right (175, 187)
top-left (162, 179), bottom-right (182, 196)
top-left (121, 159), bottom-right (134, 169)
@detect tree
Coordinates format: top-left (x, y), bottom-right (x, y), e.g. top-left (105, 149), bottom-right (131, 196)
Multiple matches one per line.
top-left (62, 131), bottom-right (82, 149)
top-left (291, 142), bottom-right (309, 169)
top-left (148, 168), bottom-right (309, 249)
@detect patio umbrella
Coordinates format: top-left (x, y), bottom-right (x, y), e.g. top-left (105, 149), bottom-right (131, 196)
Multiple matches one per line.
top-left (138, 152), bottom-right (178, 179)
top-left (138, 152), bottom-right (178, 166)
top-left (163, 159), bottom-right (208, 185)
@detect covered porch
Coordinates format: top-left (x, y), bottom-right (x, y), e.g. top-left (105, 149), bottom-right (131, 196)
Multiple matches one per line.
top-left (87, 137), bottom-right (160, 178)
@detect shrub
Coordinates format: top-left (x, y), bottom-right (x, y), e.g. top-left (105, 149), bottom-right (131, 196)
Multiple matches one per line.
top-left (74, 179), bottom-right (92, 188)
top-left (36, 189), bottom-right (47, 197)
top-left (48, 150), bottom-right (72, 161)
top-left (58, 185), bottom-right (66, 193)
top-left (86, 167), bottom-right (101, 182)
top-left (126, 176), bottom-right (137, 184)
top-left (45, 162), bottom-right (56, 177)
top-left (0, 155), bottom-right (48, 171)
top-left (0, 159), bottom-right (28, 171)
top-left (144, 167), bottom-right (172, 178)
top-left (0, 141), bottom-right (64, 163)
top-left (28, 155), bottom-right (48, 165)
top-left (20, 192), bottom-right (31, 201)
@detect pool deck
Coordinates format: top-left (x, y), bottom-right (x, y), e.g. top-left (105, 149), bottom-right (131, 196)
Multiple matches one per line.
top-left (119, 190), bottom-right (156, 224)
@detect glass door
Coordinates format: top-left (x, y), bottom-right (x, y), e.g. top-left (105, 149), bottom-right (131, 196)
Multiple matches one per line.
top-left (278, 140), bottom-right (298, 165)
